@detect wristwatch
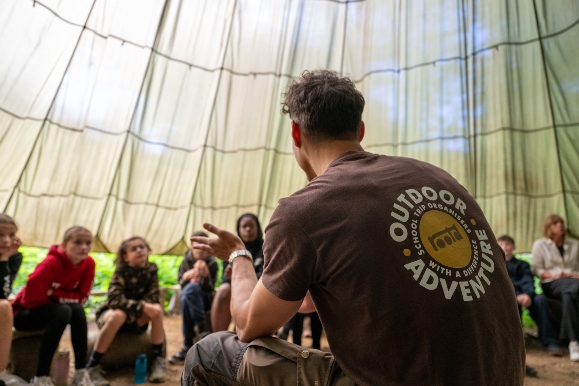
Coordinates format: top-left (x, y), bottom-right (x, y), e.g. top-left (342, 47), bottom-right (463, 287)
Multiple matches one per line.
top-left (228, 249), bottom-right (253, 265)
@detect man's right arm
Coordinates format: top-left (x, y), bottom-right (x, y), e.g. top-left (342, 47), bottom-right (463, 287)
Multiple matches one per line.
top-left (190, 223), bottom-right (305, 342)
top-left (229, 254), bottom-right (302, 342)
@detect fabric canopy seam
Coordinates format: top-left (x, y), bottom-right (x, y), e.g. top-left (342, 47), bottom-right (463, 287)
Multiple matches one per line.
top-left (2, 103), bottom-right (578, 155)
top-left (27, 0), bottom-right (579, 83)
top-left (12, 184), bottom-right (575, 206)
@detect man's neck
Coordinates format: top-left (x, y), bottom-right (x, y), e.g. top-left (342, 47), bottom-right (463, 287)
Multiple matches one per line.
top-left (505, 254), bottom-right (514, 262)
top-left (307, 140), bottom-right (364, 178)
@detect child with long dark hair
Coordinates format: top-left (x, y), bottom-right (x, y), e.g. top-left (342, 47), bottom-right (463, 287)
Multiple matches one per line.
top-left (210, 213), bottom-right (264, 332)
top-left (87, 237), bottom-right (166, 385)
top-left (12, 226), bottom-right (95, 386)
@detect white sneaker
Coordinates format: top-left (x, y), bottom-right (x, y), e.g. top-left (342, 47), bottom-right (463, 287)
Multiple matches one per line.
top-left (148, 357), bottom-right (166, 383)
top-left (71, 369), bottom-right (94, 386)
top-left (30, 376), bottom-right (54, 386)
top-left (570, 341), bottom-right (579, 361)
top-left (3, 374), bottom-right (29, 386)
top-left (86, 366), bottom-right (109, 386)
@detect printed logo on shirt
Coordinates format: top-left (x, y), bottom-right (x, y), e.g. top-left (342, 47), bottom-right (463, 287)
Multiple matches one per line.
top-left (59, 298), bottom-right (80, 304)
top-left (420, 210), bottom-right (471, 268)
top-left (388, 186), bottom-right (495, 302)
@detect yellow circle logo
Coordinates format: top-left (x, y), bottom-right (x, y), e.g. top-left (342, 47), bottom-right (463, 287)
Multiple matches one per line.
top-left (419, 210), bottom-right (471, 268)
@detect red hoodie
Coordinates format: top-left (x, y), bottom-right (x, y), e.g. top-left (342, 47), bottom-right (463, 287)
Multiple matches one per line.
top-left (11, 245), bottom-right (95, 316)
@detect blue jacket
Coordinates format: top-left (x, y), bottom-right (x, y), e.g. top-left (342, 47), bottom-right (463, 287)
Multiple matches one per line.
top-left (505, 257), bottom-right (536, 298)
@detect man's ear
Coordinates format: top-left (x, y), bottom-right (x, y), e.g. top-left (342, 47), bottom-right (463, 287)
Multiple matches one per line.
top-left (358, 121), bottom-right (365, 142)
top-left (291, 120), bottom-right (301, 147)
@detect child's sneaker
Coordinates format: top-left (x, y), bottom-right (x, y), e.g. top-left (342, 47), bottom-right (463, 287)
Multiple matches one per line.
top-left (168, 347), bottom-right (190, 365)
top-left (149, 357), bottom-right (167, 383)
top-left (570, 341), bottom-right (579, 361)
top-left (30, 376), bottom-right (54, 386)
top-left (87, 366), bottom-right (109, 386)
top-left (2, 374), bottom-right (29, 386)
top-left (547, 343), bottom-right (563, 357)
top-left (71, 369), bottom-right (94, 386)
top-left (525, 365), bottom-right (538, 377)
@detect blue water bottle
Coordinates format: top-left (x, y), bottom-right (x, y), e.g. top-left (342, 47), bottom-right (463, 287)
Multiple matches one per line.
top-left (134, 354), bottom-right (147, 384)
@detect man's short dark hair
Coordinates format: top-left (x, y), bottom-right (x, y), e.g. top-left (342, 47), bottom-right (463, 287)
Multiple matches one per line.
top-left (281, 70), bottom-right (365, 142)
top-left (497, 235), bottom-right (515, 244)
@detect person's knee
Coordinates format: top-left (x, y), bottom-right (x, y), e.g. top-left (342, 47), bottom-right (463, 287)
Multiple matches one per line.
top-left (182, 283), bottom-right (202, 301)
top-left (52, 303), bottom-right (73, 322)
top-left (558, 279), bottom-right (579, 296)
top-left (104, 309), bottom-right (128, 327)
top-left (0, 299), bottom-right (12, 316)
top-left (0, 300), bottom-right (12, 331)
top-left (149, 303), bottom-right (164, 321)
top-left (184, 331), bottom-right (240, 378)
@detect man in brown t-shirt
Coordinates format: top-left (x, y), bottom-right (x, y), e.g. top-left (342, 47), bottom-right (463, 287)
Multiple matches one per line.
top-left (183, 70), bottom-right (525, 386)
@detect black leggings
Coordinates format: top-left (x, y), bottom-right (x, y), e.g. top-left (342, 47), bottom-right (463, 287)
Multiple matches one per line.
top-left (14, 303), bottom-right (87, 375)
top-left (542, 277), bottom-right (579, 342)
top-left (285, 312), bottom-right (323, 349)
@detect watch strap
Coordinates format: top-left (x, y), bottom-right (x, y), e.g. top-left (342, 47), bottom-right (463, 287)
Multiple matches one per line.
top-left (228, 249), bottom-right (253, 265)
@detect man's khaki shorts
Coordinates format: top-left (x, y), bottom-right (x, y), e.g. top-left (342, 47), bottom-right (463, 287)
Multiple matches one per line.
top-left (181, 331), bottom-right (355, 386)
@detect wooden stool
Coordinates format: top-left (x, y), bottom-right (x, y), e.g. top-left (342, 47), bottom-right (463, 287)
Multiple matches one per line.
top-left (8, 330), bottom-right (47, 381)
top-left (87, 330), bottom-right (153, 370)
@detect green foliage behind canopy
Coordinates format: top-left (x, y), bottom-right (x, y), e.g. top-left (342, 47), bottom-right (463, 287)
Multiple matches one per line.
top-left (12, 246), bottom-right (224, 318)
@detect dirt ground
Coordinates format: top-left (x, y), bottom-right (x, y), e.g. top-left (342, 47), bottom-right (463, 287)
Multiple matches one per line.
top-left (522, 327), bottom-right (579, 386)
top-left (58, 314), bottom-right (579, 385)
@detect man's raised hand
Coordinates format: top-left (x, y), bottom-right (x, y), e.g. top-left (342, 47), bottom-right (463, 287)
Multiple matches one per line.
top-left (190, 223), bottom-right (246, 261)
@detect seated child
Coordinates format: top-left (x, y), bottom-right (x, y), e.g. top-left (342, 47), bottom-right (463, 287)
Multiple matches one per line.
top-left (498, 235), bottom-right (562, 356)
top-left (0, 214), bottom-right (22, 386)
top-left (87, 237), bottom-right (167, 385)
top-left (11, 226), bottom-right (95, 386)
top-left (210, 214), bottom-right (264, 332)
top-left (168, 231), bottom-right (218, 364)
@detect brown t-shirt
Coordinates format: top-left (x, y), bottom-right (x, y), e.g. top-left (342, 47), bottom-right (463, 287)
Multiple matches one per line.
top-left (262, 151), bottom-right (525, 386)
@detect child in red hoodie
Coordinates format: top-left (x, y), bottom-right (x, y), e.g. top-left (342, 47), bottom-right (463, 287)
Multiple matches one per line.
top-left (12, 226), bottom-right (95, 386)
